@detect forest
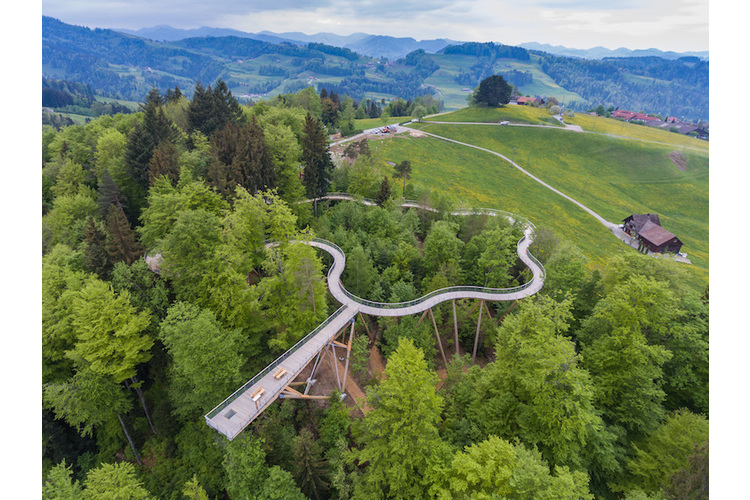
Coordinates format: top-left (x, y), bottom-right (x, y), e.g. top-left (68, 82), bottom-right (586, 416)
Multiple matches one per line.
top-left (537, 53), bottom-right (708, 120)
top-left (41, 82), bottom-right (708, 499)
top-left (43, 16), bottom-right (709, 120)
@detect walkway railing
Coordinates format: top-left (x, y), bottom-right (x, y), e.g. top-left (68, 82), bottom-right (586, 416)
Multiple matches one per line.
top-left (205, 304), bottom-right (349, 420)
top-left (312, 236), bottom-right (541, 311)
top-left (205, 194), bottom-right (546, 440)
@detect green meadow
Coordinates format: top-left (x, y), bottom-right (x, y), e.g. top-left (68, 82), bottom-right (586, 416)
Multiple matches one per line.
top-left (423, 53), bottom-right (585, 110)
top-left (565, 112), bottom-right (710, 151)
top-left (425, 105), bottom-right (563, 126)
top-left (368, 115), bottom-right (708, 290)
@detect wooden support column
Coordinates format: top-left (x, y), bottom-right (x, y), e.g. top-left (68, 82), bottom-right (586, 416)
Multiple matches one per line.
top-left (305, 348), bottom-right (325, 395)
top-left (358, 312), bottom-right (373, 341)
top-left (341, 320), bottom-right (355, 394)
top-left (472, 300), bottom-right (484, 363)
top-left (485, 302), bottom-right (494, 320)
top-left (282, 386), bottom-right (330, 400)
top-left (498, 300), bottom-right (519, 324)
top-left (453, 299), bottom-right (459, 355)
top-left (416, 309), bottom-right (429, 327)
top-left (329, 343), bottom-right (342, 391)
top-left (466, 300), bottom-right (480, 318)
top-left (429, 308), bottom-right (448, 366)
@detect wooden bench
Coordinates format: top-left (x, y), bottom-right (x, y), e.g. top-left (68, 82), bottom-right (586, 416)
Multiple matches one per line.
top-left (251, 387), bottom-right (266, 409)
top-left (273, 367), bottom-right (289, 379)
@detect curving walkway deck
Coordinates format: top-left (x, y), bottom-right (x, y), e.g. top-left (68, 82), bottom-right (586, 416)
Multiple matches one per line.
top-left (205, 199), bottom-right (545, 440)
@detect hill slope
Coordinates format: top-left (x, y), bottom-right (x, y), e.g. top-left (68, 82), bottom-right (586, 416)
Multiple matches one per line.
top-left (43, 17), bottom-right (708, 120)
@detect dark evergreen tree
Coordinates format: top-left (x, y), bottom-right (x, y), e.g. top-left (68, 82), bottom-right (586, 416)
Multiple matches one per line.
top-left (124, 121), bottom-right (155, 191)
top-left (207, 119), bottom-right (276, 198)
top-left (233, 117), bottom-right (276, 194)
top-left (292, 429), bottom-right (330, 500)
top-left (165, 85), bottom-right (183, 103)
top-left (375, 177), bottom-right (392, 206)
top-left (96, 170), bottom-right (127, 219)
top-left (211, 79), bottom-right (243, 133)
top-left (106, 204), bottom-right (144, 265)
top-left (82, 217), bottom-right (113, 280)
top-left (321, 98), bottom-right (339, 127)
top-left (301, 113), bottom-right (334, 202)
top-left (148, 141), bottom-right (180, 186)
top-left (125, 88), bottom-right (177, 205)
top-left (188, 80), bottom-right (243, 137)
top-left (188, 82), bottom-right (215, 136)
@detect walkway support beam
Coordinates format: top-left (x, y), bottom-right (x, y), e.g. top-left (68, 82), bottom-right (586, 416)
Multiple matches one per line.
top-left (453, 300), bottom-right (459, 355)
top-left (430, 308), bottom-right (448, 366)
top-left (341, 320), bottom-right (355, 394)
top-left (472, 300), bottom-right (484, 363)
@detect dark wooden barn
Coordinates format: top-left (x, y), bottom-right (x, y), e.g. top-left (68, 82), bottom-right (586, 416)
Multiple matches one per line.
top-left (622, 214), bottom-right (683, 254)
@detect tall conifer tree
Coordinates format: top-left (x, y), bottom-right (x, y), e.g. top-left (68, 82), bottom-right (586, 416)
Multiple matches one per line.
top-left (106, 204), bottom-right (143, 265)
top-left (300, 113), bottom-right (333, 202)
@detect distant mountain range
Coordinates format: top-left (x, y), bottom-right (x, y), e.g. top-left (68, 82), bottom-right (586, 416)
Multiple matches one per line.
top-left (116, 26), bottom-right (458, 60)
top-left (518, 42), bottom-right (708, 61)
top-left (43, 16), bottom-right (709, 120)
top-left (117, 25), bottom-right (707, 61)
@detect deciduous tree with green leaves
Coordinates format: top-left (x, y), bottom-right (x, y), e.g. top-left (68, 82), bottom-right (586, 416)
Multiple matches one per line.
top-left (43, 460), bottom-right (84, 500)
top-left (354, 338), bottom-right (450, 499)
top-left (159, 302), bottom-right (247, 419)
top-left (449, 296), bottom-right (610, 471)
top-left (471, 75), bottom-right (513, 107)
top-left (43, 368), bottom-right (142, 464)
top-left (68, 279), bottom-right (153, 383)
top-left (621, 409), bottom-right (709, 494)
top-left (430, 435), bottom-right (594, 500)
top-left (82, 462), bottom-right (153, 499)
top-left (579, 276), bottom-right (676, 436)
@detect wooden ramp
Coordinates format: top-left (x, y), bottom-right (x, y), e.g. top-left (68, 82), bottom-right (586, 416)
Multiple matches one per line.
top-left (205, 305), bottom-right (358, 440)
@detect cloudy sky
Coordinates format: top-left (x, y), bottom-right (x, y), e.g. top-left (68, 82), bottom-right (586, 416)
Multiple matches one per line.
top-left (42, 0), bottom-right (709, 53)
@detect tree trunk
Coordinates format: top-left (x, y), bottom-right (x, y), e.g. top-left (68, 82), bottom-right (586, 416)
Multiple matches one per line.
top-left (130, 376), bottom-right (157, 435)
top-left (117, 412), bottom-right (142, 465)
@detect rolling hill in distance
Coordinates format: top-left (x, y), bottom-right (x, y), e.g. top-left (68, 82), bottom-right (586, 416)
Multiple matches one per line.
top-left (43, 16), bottom-right (709, 120)
top-left (117, 24), bottom-right (708, 62)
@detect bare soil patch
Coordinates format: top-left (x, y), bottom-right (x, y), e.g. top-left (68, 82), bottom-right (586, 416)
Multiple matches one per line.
top-left (369, 344), bottom-right (386, 380)
top-left (293, 347), bottom-right (371, 416)
top-left (669, 150), bottom-right (687, 171)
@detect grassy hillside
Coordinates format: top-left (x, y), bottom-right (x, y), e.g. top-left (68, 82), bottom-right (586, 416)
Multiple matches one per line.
top-left (425, 105), bottom-right (563, 126)
top-left (422, 53), bottom-right (586, 111)
top-left (369, 111), bottom-right (708, 290)
top-left (565, 112), bottom-right (709, 151)
top-left (45, 17), bottom-right (709, 120)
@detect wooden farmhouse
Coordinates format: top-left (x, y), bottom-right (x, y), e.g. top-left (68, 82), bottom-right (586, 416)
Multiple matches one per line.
top-left (622, 214), bottom-right (683, 254)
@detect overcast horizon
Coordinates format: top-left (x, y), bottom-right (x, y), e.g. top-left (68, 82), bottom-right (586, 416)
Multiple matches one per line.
top-left (42, 0), bottom-right (709, 54)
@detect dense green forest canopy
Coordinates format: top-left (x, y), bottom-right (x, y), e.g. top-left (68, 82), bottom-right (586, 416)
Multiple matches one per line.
top-left (43, 16), bottom-right (709, 120)
top-left (42, 82), bottom-right (708, 499)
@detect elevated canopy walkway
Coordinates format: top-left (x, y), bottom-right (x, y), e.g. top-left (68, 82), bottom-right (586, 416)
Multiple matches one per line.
top-left (205, 199), bottom-right (546, 440)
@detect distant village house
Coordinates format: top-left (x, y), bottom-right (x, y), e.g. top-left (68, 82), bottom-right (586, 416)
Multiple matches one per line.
top-left (622, 214), bottom-right (683, 254)
top-left (612, 109), bottom-right (708, 140)
top-left (515, 96), bottom-right (544, 106)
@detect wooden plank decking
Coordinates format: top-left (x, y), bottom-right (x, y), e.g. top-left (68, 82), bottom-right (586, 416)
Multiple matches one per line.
top-left (205, 305), bottom-right (359, 440)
